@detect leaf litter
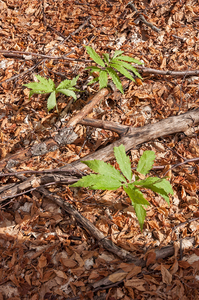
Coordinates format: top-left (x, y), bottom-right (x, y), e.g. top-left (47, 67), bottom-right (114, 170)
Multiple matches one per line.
top-left (0, 0), bottom-right (199, 299)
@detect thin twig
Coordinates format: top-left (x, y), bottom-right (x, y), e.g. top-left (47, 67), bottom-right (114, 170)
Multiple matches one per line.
top-left (0, 60), bottom-right (43, 86)
top-left (127, 2), bottom-right (160, 33)
top-left (0, 50), bottom-right (91, 62)
top-left (1, 50), bottom-right (199, 78)
top-left (0, 16), bottom-right (91, 86)
top-left (172, 217), bottom-right (199, 231)
top-left (127, 2), bottom-right (186, 41)
top-left (163, 157), bottom-right (199, 177)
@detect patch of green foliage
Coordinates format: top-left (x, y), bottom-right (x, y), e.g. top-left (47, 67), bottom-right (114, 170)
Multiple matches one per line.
top-left (85, 46), bottom-right (143, 93)
top-left (23, 74), bottom-right (80, 111)
top-left (70, 145), bottom-right (173, 231)
top-left (24, 47), bottom-right (143, 110)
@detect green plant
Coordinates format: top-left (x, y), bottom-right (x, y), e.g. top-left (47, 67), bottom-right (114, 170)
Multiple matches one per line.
top-left (70, 145), bottom-right (173, 230)
top-left (85, 46), bottom-right (143, 94)
top-left (23, 75), bottom-right (80, 111)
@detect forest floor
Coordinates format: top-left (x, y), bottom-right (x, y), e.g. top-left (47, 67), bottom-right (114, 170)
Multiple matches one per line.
top-left (0, 0), bottom-right (199, 299)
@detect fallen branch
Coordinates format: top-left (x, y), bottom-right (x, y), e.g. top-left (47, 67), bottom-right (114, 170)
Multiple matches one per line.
top-left (67, 88), bottom-right (110, 127)
top-left (38, 186), bottom-right (145, 266)
top-left (0, 108), bottom-right (199, 202)
top-left (1, 49), bottom-right (198, 78)
top-left (62, 108), bottom-right (199, 172)
top-left (135, 66), bottom-right (199, 76)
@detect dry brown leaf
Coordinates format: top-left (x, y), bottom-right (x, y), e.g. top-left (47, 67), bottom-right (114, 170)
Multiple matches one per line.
top-left (108, 272), bottom-right (127, 283)
top-left (125, 278), bottom-right (146, 291)
top-left (161, 264), bottom-right (172, 284)
top-left (54, 270), bottom-right (68, 279)
top-left (38, 254), bottom-right (47, 269)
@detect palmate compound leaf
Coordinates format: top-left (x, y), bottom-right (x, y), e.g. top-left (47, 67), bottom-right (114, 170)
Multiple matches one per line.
top-left (82, 160), bottom-right (126, 183)
top-left (136, 151), bottom-right (156, 175)
top-left (106, 67), bottom-right (124, 94)
top-left (24, 74), bottom-right (55, 97)
top-left (114, 144), bottom-right (132, 181)
top-left (110, 63), bottom-right (135, 82)
top-left (85, 46), bottom-right (105, 67)
top-left (70, 174), bottom-right (122, 190)
top-left (99, 70), bottom-right (108, 89)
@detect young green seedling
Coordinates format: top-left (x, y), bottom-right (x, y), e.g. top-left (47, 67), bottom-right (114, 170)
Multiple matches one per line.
top-left (24, 75), bottom-right (80, 111)
top-left (70, 145), bottom-right (173, 230)
top-left (85, 46), bottom-right (143, 93)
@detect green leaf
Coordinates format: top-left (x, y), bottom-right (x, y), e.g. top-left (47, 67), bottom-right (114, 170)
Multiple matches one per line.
top-left (56, 75), bottom-right (79, 90)
top-left (136, 151), bottom-right (156, 175)
top-left (70, 75), bottom-right (80, 87)
top-left (114, 144), bottom-right (132, 181)
top-left (106, 67), bottom-right (124, 94)
top-left (111, 60), bottom-right (142, 79)
top-left (85, 46), bottom-right (105, 67)
top-left (99, 70), bottom-right (108, 89)
top-left (47, 91), bottom-right (57, 111)
top-left (133, 177), bottom-right (161, 187)
top-left (82, 160), bottom-right (126, 183)
top-left (24, 75), bottom-right (56, 97)
top-left (56, 79), bottom-right (71, 90)
top-left (70, 174), bottom-right (122, 190)
top-left (35, 74), bottom-right (55, 87)
top-left (102, 53), bottom-right (110, 64)
top-left (87, 77), bottom-right (99, 85)
top-left (57, 89), bottom-right (77, 100)
top-left (133, 177), bottom-right (173, 205)
top-left (155, 178), bottom-right (174, 196)
top-left (66, 87), bottom-right (81, 92)
top-left (28, 90), bottom-right (48, 98)
top-left (85, 66), bottom-right (102, 72)
top-left (129, 66), bottom-right (143, 79)
top-left (111, 60), bottom-right (142, 80)
top-left (134, 204), bottom-right (146, 231)
top-left (116, 55), bottom-right (143, 65)
top-left (123, 185), bottom-right (150, 206)
top-left (110, 63), bottom-right (135, 82)
top-left (112, 50), bottom-right (124, 59)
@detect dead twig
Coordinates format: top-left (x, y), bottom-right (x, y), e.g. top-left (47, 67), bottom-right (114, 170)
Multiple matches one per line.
top-left (135, 66), bottom-right (199, 76)
top-left (67, 88), bottom-right (111, 127)
top-left (127, 2), bottom-right (160, 33)
top-left (0, 60), bottom-right (43, 87)
top-left (127, 2), bottom-right (185, 41)
top-left (163, 157), bottom-right (199, 177)
top-left (0, 16), bottom-right (91, 86)
top-left (172, 217), bottom-right (199, 231)
top-left (38, 186), bottom-right (145, 265)
top-left (1, 108), bottom-right (199, 202)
